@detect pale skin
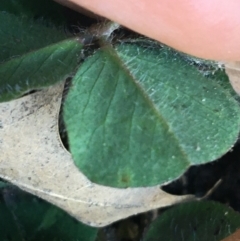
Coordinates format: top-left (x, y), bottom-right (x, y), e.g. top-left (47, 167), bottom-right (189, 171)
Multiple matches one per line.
top-left (54, 0), bottom-right (240, 96)
top-left (56, 0), bottom-right (240, 61)
top-left (55, 0), bottom-right (240, 61)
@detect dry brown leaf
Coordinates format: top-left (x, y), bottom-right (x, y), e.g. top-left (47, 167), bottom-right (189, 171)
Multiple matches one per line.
top-left (224, 61), bottom-right (240, 95)
top-left (221, 229), bottom-right (240, 241)
top-left (0, 81), bottom-right (192, 227)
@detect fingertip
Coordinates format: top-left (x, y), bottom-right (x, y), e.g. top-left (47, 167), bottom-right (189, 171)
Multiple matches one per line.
top-left (58, 0), bottom-right (240, 61)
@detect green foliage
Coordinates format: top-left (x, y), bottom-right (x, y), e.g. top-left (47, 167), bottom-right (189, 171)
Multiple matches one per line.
top-left (1, 0), bottom-right (240, 239)
top-left (64, 43), bottom-right (240, 187)
top-left (0, 12), bottom-right (83, 102)
top-left (0, 182), bottom-right (98, 241)
top-left (0, 12), bottom-right (66, 62)
top-left (143, 201), bottom-right (240, 241)
top-left (0, 38), bottom-right (83, 102)
top-left (0, 0), bottom-right (66, 25)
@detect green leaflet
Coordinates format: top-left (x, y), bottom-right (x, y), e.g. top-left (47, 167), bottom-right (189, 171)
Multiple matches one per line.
top-left (0, 184), bottom-right (98, 241)
top-left (0, 180), bottom-right (9, 189)
top-left (0, 12), bottom-right (66, 63)
top-left (143, 201), bottom-right (240, 241)
top-left (64, 42), bottom-right (240, 188)
top-left (0, 0), bottom-right (66, 26)
top-left (0, 12), bottom-right (83, 102)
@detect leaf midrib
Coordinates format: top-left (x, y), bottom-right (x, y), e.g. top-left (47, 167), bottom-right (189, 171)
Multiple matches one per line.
top-left (106, 46), bottom-right (190, 167)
